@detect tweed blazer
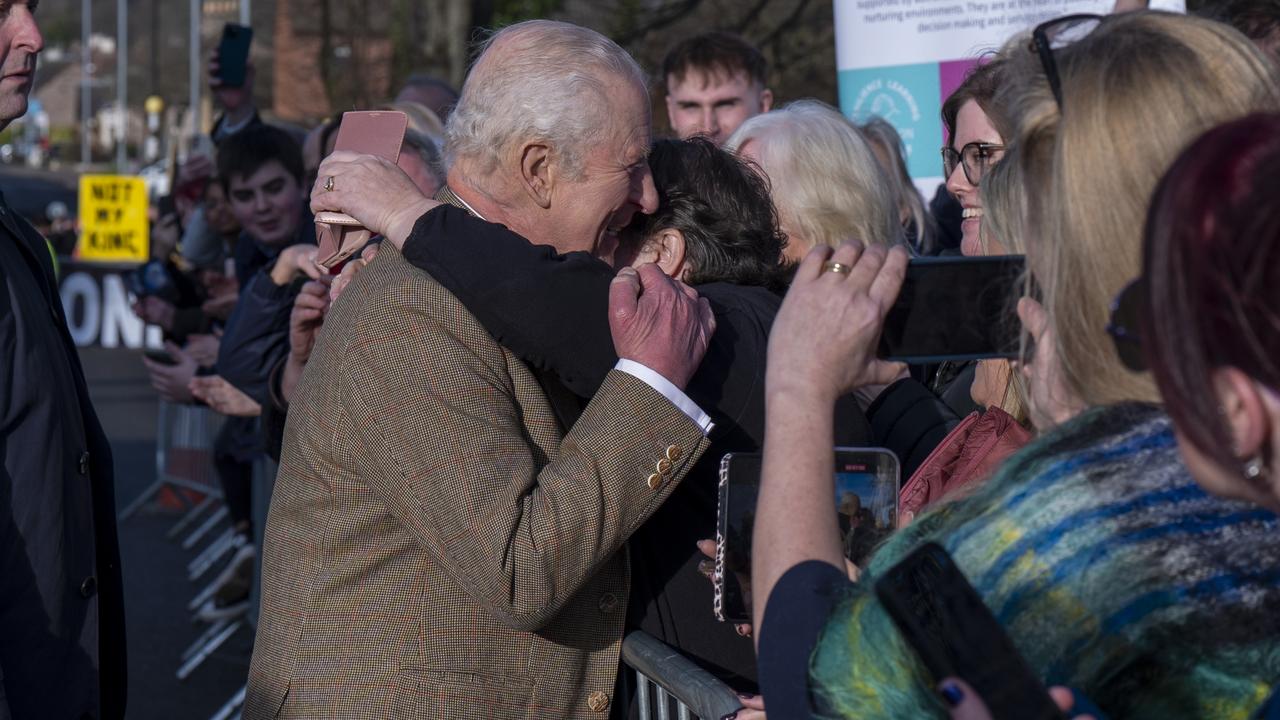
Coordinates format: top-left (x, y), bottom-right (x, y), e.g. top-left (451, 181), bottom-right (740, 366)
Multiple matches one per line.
top-left (244, 242), bottom-right (709, 719)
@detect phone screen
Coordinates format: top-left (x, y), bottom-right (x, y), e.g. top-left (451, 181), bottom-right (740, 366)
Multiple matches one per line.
top-left (217, 24), bottom-right (254, 88)
top-left (877, 255), bottom-right (1025, 364)
top-left (875, 543), bottom-right (1066, 720)
top-left (715, 448), bottom-right (900, 623)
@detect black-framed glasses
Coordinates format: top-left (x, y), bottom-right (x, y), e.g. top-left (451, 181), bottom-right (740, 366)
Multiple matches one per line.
top-left (941, 142), bottom-right (1005, 185)
top-left (1106, 277), bottom-right (1148, 373)
top-left (1031, 14), bottom-right (1103, 109)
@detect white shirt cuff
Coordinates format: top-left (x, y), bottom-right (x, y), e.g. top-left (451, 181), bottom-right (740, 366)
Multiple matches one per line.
top-left (614, 359), bottom-right (714, 436)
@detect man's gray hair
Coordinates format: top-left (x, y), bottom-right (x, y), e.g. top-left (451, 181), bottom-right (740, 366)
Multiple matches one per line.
top-left (444, 20), bottom-right (646, 179)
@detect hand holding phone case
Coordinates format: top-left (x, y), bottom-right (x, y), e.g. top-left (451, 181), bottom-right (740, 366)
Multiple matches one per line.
top-left (315, 111), bottom-right (409, 269)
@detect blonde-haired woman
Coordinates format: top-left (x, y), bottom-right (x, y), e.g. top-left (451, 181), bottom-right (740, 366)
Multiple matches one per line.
top-left (751, 12), bottom-right (1280, 719)
top-left (725, 100), bottom-right (902, 260)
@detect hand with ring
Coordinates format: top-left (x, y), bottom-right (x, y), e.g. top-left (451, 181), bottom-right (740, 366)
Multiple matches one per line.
top-left (309, 151), bottom-right (441, 250)
top-left (767, 241), bottom-right (910, 404)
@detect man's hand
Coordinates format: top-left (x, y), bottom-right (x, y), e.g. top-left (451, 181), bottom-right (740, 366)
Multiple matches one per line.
top-left (766, 242), bottom-right (909, 405)
top-left (309, 151), bottom-right (438, 249)
top-left (608, 264), bottom-right (715, 390)
top-left (290, 277), bottom-right (332, 367)
top-left (190, 375), bottom-right (262, 417)
top-left (132, 296), bottom-right (177, 332)
top-left (142, 341), bottom-right (198, 403)
top-left (270, 244), bottom-right (322, 286)
top-left (184, 333), bottom-right (220, 367)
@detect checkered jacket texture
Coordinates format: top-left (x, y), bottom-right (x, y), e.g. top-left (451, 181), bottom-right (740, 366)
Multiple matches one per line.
top-left (244, 241), bottom-right (709, 718)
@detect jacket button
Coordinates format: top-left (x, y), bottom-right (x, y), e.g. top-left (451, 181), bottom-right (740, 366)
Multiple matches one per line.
top-left (78, 451), bottom-right (90, 476)
top-left (586, 690), bottom-right (610, 713)
top-left (80, 576), bottom-right (97, 598)
top-left (597, 592), bottom-right (618, 614)
top-left (655, 457), bottom-right (672, 475)
top-left (665, 444), bottom-right (683, 461)
top-left (646, 473), bottom-right (662, 490)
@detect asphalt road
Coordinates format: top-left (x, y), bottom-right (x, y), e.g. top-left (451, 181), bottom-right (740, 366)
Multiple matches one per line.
top-left (82, 345), bottom-right (253, 720)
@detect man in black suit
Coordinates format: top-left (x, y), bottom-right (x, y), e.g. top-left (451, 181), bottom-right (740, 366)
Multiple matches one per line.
top-left (0, 3), bottom-right (127, 717)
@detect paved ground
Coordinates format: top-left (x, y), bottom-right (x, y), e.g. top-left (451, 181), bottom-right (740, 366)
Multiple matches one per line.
top-left (82, 346), bottom-right (253, 720)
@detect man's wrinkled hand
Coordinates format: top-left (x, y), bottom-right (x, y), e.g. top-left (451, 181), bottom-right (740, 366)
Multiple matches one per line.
top-left (608, 264), bottom-right (714, 390)
top-left (190, 375), bottom-right (262, 417)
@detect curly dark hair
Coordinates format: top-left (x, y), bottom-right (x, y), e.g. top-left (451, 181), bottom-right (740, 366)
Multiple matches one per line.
top-left (622, 137), bottom-right (787, 290)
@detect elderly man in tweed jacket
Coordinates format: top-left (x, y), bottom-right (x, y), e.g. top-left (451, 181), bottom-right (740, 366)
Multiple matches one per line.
top-left (245, 20), bottom-right (718, 720)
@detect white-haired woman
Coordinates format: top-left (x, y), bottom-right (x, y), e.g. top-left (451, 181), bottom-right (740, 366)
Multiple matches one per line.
top-left (725, 100), bottom-right (902, 261)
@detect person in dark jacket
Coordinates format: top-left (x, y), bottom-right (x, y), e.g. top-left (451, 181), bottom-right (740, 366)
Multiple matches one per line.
top-left (337, 138), bottom-right (871, 713)
top-left (0, 3), bottom-right (127, 717)
top-left (187, 124), bottom-right (316, 622)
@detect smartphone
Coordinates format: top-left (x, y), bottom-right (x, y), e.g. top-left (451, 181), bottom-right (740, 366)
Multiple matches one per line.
top-left (144, 349), bottom-right (176, 366)
top-left (714, 448), bottom-right (900, 623)
top-left (875, 543), bottom-right (1066, 720)
top-left (315, 111), bottom-right (409, 269)
top-left (217, 24), bottom-right (254, 88)
top-left (877, 255), bottom-right (1025, 364)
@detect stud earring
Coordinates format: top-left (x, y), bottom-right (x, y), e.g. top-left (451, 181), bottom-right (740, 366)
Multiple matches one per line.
top-left (1245, 455), bottom-right (1266, 480)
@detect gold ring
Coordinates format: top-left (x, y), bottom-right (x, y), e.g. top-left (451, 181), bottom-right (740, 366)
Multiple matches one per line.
top-left (823, 261), bottom-right (852, 275)
top-left (324, 176), bottom-right (335, 193)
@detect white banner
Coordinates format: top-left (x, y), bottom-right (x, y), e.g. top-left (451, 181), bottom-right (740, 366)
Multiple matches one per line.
top-left (834, 0), bottom-right (1184, 191)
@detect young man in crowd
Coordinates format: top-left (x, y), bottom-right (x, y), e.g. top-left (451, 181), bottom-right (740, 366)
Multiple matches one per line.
top-left (0, 1), bottom-right (128, 717)
top-left (177, 124), bottom-right (318, 622)
top-left (663, 31), bottom-right (773, 145)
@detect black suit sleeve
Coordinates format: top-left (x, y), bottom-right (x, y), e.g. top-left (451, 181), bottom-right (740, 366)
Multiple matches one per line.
top-left (401, 205), bottom-right (618, 398)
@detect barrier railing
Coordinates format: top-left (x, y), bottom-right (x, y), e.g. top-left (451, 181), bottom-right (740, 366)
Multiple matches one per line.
top-left (622, 631), bottom-right (744, 720)
top-left (118, 400), bottom-right (226, 537)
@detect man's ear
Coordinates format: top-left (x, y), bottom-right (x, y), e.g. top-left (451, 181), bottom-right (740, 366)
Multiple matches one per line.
top-left (652, 228), bottom-right (688, 280)
top-left (759, 87), bottom-right (774, 114)
top-left (1213, 366), bottom-right (1271, 460)
top-left (519, 142), bottom-right (554, 209)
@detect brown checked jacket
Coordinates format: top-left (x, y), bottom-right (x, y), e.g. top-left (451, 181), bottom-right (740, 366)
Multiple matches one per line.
top-left (243, 240), bottom-right (709, 719)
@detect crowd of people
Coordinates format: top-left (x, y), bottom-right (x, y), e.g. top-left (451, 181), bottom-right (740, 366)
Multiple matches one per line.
top-left (4, 0), bottom-right (1280, 718)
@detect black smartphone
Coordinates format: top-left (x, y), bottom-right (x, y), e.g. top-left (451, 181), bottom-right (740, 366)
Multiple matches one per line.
top-left (875, 543), bottom-right (1066, 720)
top-left (144, 349), bottom-right (176, 366)
top-left (714, 448), bottom-right (900, 623)
top-left (157, 194), bottom-right (176, 218)
top-left (216, 23), bottom-right (254, 88)
top-left (877, 255), bottom-right (1025, 364)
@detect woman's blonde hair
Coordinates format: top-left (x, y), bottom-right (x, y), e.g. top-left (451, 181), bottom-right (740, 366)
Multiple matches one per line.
top-left (724, 100), bottom-right (902, 253)
top-left (998, 11), bottom-right (1280, 409)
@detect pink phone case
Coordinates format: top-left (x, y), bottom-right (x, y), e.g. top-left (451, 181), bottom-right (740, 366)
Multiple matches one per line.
top-left (315, 111), bottom-right (409, 269)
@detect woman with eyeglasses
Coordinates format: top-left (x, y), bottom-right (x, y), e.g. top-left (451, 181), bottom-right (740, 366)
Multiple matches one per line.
top-left (751, 12), bottom-right (1280, 720)
top-left (888, 57), bottom-right (1037, 525)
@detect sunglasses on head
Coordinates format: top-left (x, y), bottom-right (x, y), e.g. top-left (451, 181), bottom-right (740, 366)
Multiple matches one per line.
top-left (1030, 14), bottom-right (1104, 109)
top-left (1106, 277), bottom-right (1148, 373)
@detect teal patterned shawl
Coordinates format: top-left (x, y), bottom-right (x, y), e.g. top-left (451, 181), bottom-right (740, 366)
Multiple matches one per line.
top-left (810, 403), bottom-right (1280, 719)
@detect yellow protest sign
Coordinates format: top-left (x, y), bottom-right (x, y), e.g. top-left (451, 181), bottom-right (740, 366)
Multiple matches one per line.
top-left (78, 175), bottom-right (149, 263)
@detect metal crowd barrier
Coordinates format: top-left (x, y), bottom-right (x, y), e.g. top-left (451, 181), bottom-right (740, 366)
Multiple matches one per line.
top-left (622, 631), bottom-right (744, 720)
top-left (118, 400), bottom-right (226, 538)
